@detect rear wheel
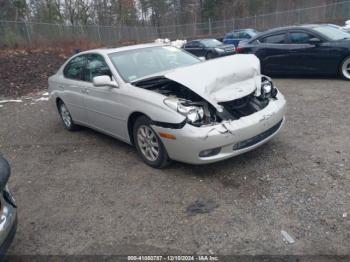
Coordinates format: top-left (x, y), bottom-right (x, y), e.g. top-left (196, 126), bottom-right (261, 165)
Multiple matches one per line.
top-left (133, 116), bottom-right (170, 168)
top-left (340, 56), bottom-right (350, 80)
top-left (58, 101), bottom-right (78, 131)
top-left (206, 52), bottom-right (215, 60)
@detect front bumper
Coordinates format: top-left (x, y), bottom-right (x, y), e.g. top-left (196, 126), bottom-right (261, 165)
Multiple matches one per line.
top-left (0, 195), bottom-right (17, 255)
top-left (152, 92), bottom-right (286, 164)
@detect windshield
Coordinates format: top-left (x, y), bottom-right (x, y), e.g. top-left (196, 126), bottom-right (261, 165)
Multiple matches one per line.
top-left (109, 46), bottom-right (200, 82)
top-left (201, 39), bottom-right (222, 47)
top-left (313, 26), bottom-right (350, 40)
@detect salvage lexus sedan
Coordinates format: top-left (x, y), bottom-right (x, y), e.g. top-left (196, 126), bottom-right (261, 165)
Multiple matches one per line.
top-left (48, 44), bottom-right (286, 168)
top-left (236, 24), bottom-right (350, 80)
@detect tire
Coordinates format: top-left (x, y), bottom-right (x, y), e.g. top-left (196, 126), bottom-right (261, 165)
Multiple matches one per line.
top-left (133, 116), bottom-right (170, 168)
top-left (206, 52), bottom-right (215, 60)
top-left (58, 101), bottom-right (79, 131)
top-left (340, 56), bottom-right (350, 80)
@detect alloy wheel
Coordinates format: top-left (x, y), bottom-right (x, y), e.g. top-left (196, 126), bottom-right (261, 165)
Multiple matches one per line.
top-left (60, 103), bottom-right (72, 128)
top-left (136, 125), bottom-right (160, 162)
top-left (342, 57), bottom-right (350, 80)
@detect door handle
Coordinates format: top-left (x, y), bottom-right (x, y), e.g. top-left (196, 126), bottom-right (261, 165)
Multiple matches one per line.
top-left (81, 89), bottom-right (89, 94)
top-left (58, 85), bottom-right (65, 90)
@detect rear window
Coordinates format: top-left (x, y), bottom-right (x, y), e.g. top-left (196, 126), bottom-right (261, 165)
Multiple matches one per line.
top-left (239, 32), bottom-right (252, 39)
top-left (260, 33), bottom-right (286, 44)
top-left (313, 25), bottom-right (350, 40)
top-left (225, 32), bottom-right (239, 39)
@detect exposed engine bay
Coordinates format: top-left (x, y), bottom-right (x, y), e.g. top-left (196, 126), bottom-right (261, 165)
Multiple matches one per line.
top-left (133, 76), bottom-right (277, 127)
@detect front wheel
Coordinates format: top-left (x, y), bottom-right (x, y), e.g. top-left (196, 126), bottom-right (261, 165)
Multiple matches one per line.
top-left (340, 56), bottom-right (350, 80)
top-left (133, 116), bottom-right (170, 168)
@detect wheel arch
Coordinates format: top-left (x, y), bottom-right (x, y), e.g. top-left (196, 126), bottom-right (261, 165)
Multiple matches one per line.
top-left (55, 97), bottom-right (64, 109)
top-left (339, 54), bottom-right (350, 77)
top-left (127, 111), bottom-right (150, 145)
top-left (206, 50), bottom-right (214, 59)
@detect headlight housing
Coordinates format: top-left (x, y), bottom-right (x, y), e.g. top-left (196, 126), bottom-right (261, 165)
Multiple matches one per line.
top-left (164, 98), bottom-right (205, 124)
top-left (214, 48), bottom-right (225, 53)
top-left (260, 77), bottom-right (277, 99)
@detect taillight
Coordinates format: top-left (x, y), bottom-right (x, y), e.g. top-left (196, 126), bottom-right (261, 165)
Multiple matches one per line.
top-left (236, 47), bottom-right (244, 53)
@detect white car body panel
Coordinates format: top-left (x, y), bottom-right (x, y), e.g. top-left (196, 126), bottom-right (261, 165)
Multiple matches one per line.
top-left (49, 43), bottom-right (286, 164)
top-left (165, 54), bottom-right (261, 107)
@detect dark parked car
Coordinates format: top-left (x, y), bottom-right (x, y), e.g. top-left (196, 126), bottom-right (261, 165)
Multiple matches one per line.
top-left (223, 29), bottom-right (258, 47)
top-left (0, 155), bottom-right (17, 255)
top-left (236, 24), bottom-right (350, 80)
top-left (183, 39), bottom-right (235, 60)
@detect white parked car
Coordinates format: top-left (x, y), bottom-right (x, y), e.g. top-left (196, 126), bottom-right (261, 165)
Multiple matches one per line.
top-left (343, 20), bottom-right (350, 33)
top-left (48, 43), bottom-right (286, 168)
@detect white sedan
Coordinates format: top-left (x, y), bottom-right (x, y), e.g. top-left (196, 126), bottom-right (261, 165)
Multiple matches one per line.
top-left (49, 43), bottom-right (286, 168)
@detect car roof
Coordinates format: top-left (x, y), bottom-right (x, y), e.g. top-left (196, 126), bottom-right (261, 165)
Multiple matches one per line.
top-left (260, 24), bottom-right (325, 35)
top-left (233, 28), bottom-right (256, 32)
top-left (248, 24), bottom-right (333, 42)
top-left (227, 28), bottom-right (257, 33)
top-left (78, 42), bottom-right (166, 55)
top-left (191, 38), bottom-right (217, 42)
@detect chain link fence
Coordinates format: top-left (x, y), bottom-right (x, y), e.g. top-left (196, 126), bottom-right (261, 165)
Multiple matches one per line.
top-left (1, 1), bottom-right (350, 47)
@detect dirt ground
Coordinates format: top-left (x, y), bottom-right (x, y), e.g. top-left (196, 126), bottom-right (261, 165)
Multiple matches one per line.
top-left (0, 49), bottom-right (66, 98)
top-left (0, 77), bottom-right (349, 257)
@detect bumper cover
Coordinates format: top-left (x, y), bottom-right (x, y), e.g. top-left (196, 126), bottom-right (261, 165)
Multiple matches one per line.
top-left (152, 92), bottom-right (286, 164)
top-left (0, 200), bottom-right (17, 255)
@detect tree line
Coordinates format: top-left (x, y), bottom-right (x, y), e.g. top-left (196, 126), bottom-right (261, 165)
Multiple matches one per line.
top-left (0, 0), bottom-right (338, 26)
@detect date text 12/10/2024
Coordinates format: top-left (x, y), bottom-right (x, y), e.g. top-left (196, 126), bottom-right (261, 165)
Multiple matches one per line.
top-left (127, 255), bottom-right (219, 261)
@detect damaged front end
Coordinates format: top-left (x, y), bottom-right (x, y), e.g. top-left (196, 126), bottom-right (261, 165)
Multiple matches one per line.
top-left (133, 75), bottom-right (278, 127)
top-left (133, 76), bottom-right (218, 127)
top-left (132, 54), bottom-right (286, 164)
top-left (218, 76), bottom-right (278, 120)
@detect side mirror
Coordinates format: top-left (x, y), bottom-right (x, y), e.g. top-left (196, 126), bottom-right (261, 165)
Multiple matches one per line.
top-left (93, 75), bottom-right (118, 88)
top-left (199, 57), bottom-right (206, 62)
top-left (309, 38), bottom-right (321, 45)
top-left (0, 156), bottom-right (10, 192)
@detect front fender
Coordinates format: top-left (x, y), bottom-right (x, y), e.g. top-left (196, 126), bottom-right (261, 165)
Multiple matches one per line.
top-left (122, 84), bottom-right (186, 124)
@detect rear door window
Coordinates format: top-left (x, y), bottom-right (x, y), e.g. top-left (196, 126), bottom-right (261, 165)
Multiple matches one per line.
top-left (289, 32), bottom-right (315, 44)
top-left (260, 33), bottom-right (287, 44)
top-left (63, 55), bottom-right (87, 80)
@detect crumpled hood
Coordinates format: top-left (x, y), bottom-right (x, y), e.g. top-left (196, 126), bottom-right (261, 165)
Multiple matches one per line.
top-left (165, 54), bottom-right (261, 107)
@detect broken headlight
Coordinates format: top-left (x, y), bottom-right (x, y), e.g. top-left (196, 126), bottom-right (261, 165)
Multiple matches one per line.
top-left (164, 98), bottom-right (205, 124)
top-left (261, 77), bottom-right (277, 99)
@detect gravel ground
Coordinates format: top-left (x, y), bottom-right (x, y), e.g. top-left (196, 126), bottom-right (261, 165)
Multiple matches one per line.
top-left (0, 78), bottom-right (349, 256)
